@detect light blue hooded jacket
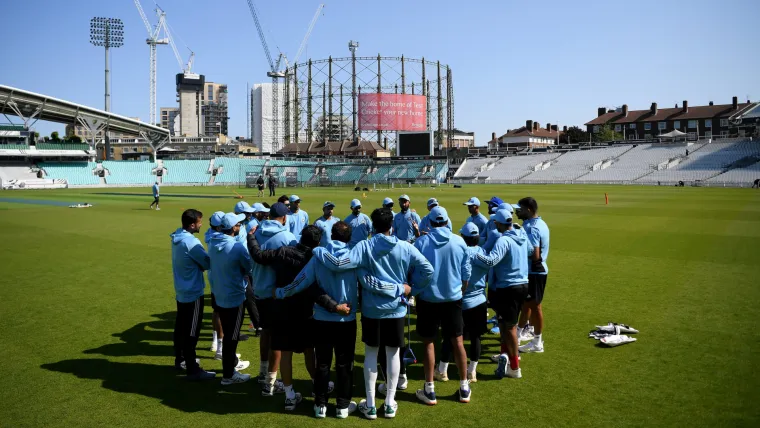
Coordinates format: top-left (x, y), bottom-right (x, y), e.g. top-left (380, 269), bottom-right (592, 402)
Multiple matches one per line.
top-left (393, 210), bottom-right (422, 243)
top-left (315, 215), bottom-right (340, 247)
top-left (523, 217), bottom-right (550, 275)
top-left (204, 227), bottom-right (221, 288)
top-left (207, 232), bottom-right (253, 308)
top-left (413, 227), bottom-right (471, 303)
top-left (288, 209), bottom-right (309, 241)
top-left (462, 245), bottom-right (488, 310)
top-left (170, 228), bottom-right (210, 303)
top-left (312, 234), bottom-right (433, 319)
top-left (418, 214), bottom-right (453, 234)
top-left (252, 220), bottom-right (298, 299)
top-left (344, 212), bottom-right (373, 248)
top-left (473, 227), bottom-right (531, 289)
top-left (276, 240), bottom-right (358, 322)
top-left (466, 212), bottom-right (489, 242)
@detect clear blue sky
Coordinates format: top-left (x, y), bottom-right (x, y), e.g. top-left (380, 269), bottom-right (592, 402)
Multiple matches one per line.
top-left (2, 0), bottom-right (758, 145)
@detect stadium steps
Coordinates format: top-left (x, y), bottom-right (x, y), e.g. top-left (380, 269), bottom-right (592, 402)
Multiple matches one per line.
top-left (572, 145), bottom-right (637, 181)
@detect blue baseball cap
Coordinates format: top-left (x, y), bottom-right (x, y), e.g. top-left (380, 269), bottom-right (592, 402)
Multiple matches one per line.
top-left (221, 212), bottom-right (246, 230)
top-left (269, 202), bottom-right (290, 218)
top-left (428, 206), bottom-right (449, 224)
top-left (463, 197), bottom-right (481, 207)
top-left (323, 201), bottom-right (336, 208)
top-left (497, 202), bottom-right (514, 213)
top-left (234, 201), bottom-right (254, 214)
top-left (399, 194), bottom-right (410, 202)
top-left (350, 199), bottom-right (362, 209)
top-left (460, 222), bottom-right (479, 237)
top-left (383, 197), bottom-right (394, 206)
top-left (251, 202), bottom-right (269, 213)
top-left (487, 196), bottom-right (504, 207)
top-left (493, 209), bottom-right (513, 224)
top-left (209, 211), bottom-right (225, 227)
top-left (289, 195), bottom-right (301, 203)
top-left (427, 197), bottom-right (439, 208)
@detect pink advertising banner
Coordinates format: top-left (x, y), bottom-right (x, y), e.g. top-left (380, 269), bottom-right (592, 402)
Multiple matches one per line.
top-left (358, 94), bottom-right (427, 131)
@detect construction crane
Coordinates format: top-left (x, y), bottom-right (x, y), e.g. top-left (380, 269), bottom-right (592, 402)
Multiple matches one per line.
top-left (245, 1), bottom-right (324, 152)
top-left (134, 0), bottom-right (194, 125)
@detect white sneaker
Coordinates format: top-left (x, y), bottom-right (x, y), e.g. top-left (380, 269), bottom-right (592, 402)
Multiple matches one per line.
top-left (398, 374), bottom-right (408, 390)
top-left (519, 340), bottom-right (544, 354)
top-left (336, 401), bottom-right (357, 419)
top-left (156, 207), bottom-right (161, 211)
top-left (210, 341), bottom-right (217, 352)
top-left (467, 370), bottom-right (477, 383)
top-left (314, 404), bottom-right (327, 419)
top-left (383, 402), bottom-right (398, 418)
top-left (358, 399), bottom-right (377, 420)
top-left (518, 330), bottom-right (534, 342)
top-left (434, 370), bottom-right (449, 382)
top-left (221, 371), bottom-right (250, 385)
top-left (505, 365), bottom-right (522, 379)
top-left (235, 360), bottom-right (250, 371)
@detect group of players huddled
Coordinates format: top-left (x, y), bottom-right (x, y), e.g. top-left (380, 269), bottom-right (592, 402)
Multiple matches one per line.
top-left (170, 192), bottom-right (549, 419)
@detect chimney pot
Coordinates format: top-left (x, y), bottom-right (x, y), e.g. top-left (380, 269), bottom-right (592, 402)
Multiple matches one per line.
top-left (597, 107), bottom-right (607, 117)
top-left (733, 96), bottom-right (738, 109)
top-left (651, 102), bottom-right (658, 115)
top-left (491, 132), bottom-right (496, 141)
top-left (526, 120), bottom-right (533, 132)
top-left (533, 121), bottom-right (539, 131)
top-left (551, 125), bottom-right (558, 131)
top-left (683, 100), bottom-right (688, 113)
top-left (546, 123), bottom-right (551, 131)
top-left (709, 101), bottom-right (714, 106)
top-left (563, 125), bottom-right (568, 132)
top-left (622, 104), bottom-right (628, 117)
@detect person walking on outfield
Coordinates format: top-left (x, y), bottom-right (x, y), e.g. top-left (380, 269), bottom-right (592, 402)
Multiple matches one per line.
top-left (150, 181), bottom-right (160, 210)
top-left (412, 206), bottom-right (473, 404)
top-left (463, 197), bottom-right (489, 245)
top-left (250, 203), bottom-right (298, 395)
top-left (275, 221), bottom-right (358, 419)
top-left (268, 173), bottom-right (277, 197)
top-left (170, 209), bottom-right (215, 380)
top-left (472, 209), bottom-right (530, 380)
top-left (313, 208), bottom-right (433, 420)
top-left (256, 175), bottom-right (265, 197)
top-left (287, 195), bottom-right (309, 241)
top-left (315, 201), bottom-right (340, 247)
top-left (517, 197), bottom-right (550, 353)
top-left (208, 212), bottom-right (254, 385)
top-left (344, 199), bottom-right (372, 248)
top-left (392, 195), bottom-right (421, 244)
top-left (205, 211), bottom-right (226, 354)
top-left (419, 198), bottom-right (452, 234)
top-left (438, 223), bottom-right (489, 383)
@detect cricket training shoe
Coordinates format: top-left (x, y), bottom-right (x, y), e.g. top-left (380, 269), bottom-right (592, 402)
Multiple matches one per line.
top-left (434, 370), bottom-right (449, 382)
top-left (314, 404), bottom-right (327, 419)
top-left (336, 401), bottom-right (357, 419)
top-left (458, 386), bottom-right (472, 403)
top-left (220, 371), bottom-right (250, 385)
top-left (284, 392), bottom-right (302, 411)
top-left (383, 402), bottom-right (398, 418)
top-left (519, 340), bottom-right (544, 354)
top-left (495, 355), bottom-right (508, 379)
top-left (415, 387), bottom-right (437, 406)
top-left (358, 399), bottom-right (377, 420)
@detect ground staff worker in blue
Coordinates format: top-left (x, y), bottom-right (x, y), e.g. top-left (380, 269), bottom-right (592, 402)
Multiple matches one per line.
top-left (170, 209), bottom-right (215, 380)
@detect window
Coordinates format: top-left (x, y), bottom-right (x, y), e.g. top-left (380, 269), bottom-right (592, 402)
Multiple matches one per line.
top-left (658, 122), bottom-right (667, 130)
top-left (644, 123), bottom-right (652, 130)
top-left (704, 131), bottom-right (712, 139)
top-left (629, 123), bottom-right (636, 129)
top-left (593, 125), bottom-right (600, 133)
top-left (704, 119), bottom-right (712, 128)
top-left (208, 86), bottom-right (213, 101)
top-left (674, 121), bottom-right (680, 129)
top-left (688, 120), bottom-right (697, 129)
top-left (614, 124), bottom-right (621, 132)
top-left (644, 133), bottom-right (652, 139)
top-left (720, 119), bottom-right (729, 127)
top-left (627, 133), bottom-right (636, 140)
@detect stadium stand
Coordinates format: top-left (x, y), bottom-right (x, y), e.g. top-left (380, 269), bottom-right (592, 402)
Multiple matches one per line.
top-left (39, 161), bottom-right (100, 185)
top-left (162, 160), bottom-right (212, 184)
top-left (474, 153), bottom-right (559, 182)
top-left (36, 142), bottom-right (90, 151)
top-left (577, 143), bottom-right (701, 182)
top-left (522, 145), bottom-right (633, 182)
top-left (637, 139), bottom-right (758, 184)
top-left (454, 158), bottom-right (494, 178)
top-left (0, 162), bottom-right (39, 182)
top-left (214, 158), bottom-right (266, 183)
top-left (707, 161), bottom-right (760, 185)
top-left (0, 142), bottom-right (30, 150)
top-left (102, 161), bottom-right (157, 185)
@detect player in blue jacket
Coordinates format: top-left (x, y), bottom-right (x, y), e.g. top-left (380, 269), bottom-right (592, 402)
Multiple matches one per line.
top-left (287, 195), bottom-right (310, 241)
top-left (412, 206), bottom-right (473, 404)
top-left (170, 209), bottom-right (215, 380)
top-left (314, 201), bottom-right (340, 247)
top-left (344, 199), bottom-right (372, 248)
top-left (312, 207), bottom-right (433, 420)
top-left (392, 195), bottom-right (421, 243)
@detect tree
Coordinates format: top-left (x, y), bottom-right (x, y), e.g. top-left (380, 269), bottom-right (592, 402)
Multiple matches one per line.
top-left (593, 124), bottom-right (623, 142)
top-left (33, 132), bottom-right (39, 139)
top-left (43, 136), bottom-right (50, 142)
top-left (559, 126), bottom-right (589, 144)
top-left (69, 135), bottom-right (82, 143)
top-left (51, 131), bottom-right (60, 141)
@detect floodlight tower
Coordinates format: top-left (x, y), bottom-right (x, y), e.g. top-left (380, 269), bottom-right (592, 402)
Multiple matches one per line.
top-left (90, 17), bottom-right (124, 112)
top-left (349, 40), bottom-right (359, 143)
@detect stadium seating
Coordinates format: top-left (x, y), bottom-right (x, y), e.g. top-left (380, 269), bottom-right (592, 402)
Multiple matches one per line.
top-left (162, 160), bottom-right (212, 184)
top-left (0, 143), bottom-right (30, 150)
top-left (523, 145), bottom-right (633, 182)
top-left (707, 162), bottom-right (760, 185)
top-left (36, 142), bottom-right (90, 151)
top-left (637, 140), bottom-right (759, 184)
top-left (39, 162), bottom-right (100, 185)
top-left (454, 158), bottom-right (493, 177)
top-left (214, 158), bottom-right (266, 183)
top-left (0, 162), bottom-right (39, 181)
top-left (102, 161), bottom-right (157, 185)
top-left (476, 153), bottom-right (560, 181)
top-left (577, 143), bottom-right (700, 182)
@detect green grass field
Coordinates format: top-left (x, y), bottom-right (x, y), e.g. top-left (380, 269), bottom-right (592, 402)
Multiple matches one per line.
top-left (1, 184), bottom-right (759, 427)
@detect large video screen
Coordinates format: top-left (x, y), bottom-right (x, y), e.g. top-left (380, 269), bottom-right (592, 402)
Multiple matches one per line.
top-left (358, 94), bottom-right (426, 131)
top-left (397, 131), bottom-right (433, 157)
